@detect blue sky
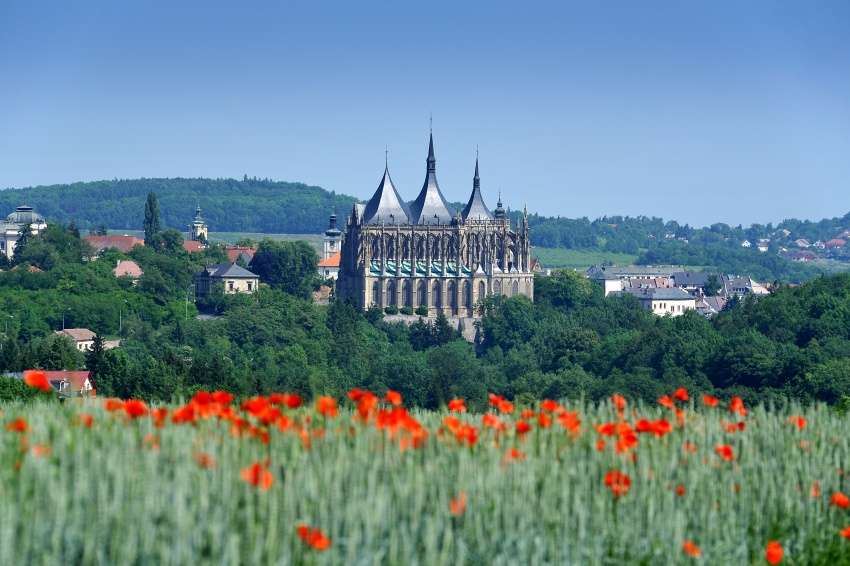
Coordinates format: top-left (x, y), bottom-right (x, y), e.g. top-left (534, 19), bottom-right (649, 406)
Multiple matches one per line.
top-left (1, 1), bottom-right (848, 228)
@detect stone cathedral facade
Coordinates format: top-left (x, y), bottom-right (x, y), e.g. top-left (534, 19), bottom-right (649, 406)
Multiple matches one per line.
top-left (336, 134), bottom-right (533, 317)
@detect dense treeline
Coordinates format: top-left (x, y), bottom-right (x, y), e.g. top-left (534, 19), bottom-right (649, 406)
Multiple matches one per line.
top-left (3, 216), bottom-right (850, 410)
top-left (0, 177), bottom-right (359, 234)
top-left (3, 177), bottom-right (848, 282)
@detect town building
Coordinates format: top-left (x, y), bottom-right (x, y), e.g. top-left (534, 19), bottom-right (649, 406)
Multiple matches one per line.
top-left (54, 328), bottom-right (97, 351)
top-left (318, 211), bottom-right (342, 280)
top-left (194, 263), bottom-right (259, 295)
top-left (83, 235), bottom-right (144, 256)
top-left (1, 205), bottom-right (48, 259)
top-left (628, 287), bottom-right (696, 316)
top-left (336, 134), bottom-right (533, 316)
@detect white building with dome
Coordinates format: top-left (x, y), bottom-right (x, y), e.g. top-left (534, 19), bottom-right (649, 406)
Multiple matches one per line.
top-left (0, 205), bottom-right (48, 260)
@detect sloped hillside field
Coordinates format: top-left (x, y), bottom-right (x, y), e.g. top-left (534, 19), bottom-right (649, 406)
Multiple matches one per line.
top-left (2, 385), bottom-right (849, 565)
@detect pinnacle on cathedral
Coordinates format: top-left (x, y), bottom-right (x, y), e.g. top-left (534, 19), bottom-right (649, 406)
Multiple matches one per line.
top-left (461, 157), bottom-right (494, 221)
top-left (408, 134), bottom-right (458, 225)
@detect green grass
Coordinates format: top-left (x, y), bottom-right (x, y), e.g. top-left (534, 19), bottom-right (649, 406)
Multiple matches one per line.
top-left (2, 396), bottom-right (849, 564)
top-left (531, 248), bottom-right (640, 270)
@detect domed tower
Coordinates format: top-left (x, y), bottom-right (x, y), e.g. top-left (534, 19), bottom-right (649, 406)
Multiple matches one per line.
top-left (323, 207), bottom-right (342, 261)
top-left (1, 204), bottom-right (47, 260)
top-left (190, 204), bottom-right (208, 242)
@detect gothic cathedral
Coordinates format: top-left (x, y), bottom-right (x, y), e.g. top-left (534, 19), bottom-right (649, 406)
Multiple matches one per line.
top-left (337, 134), bottom-right (533, 317)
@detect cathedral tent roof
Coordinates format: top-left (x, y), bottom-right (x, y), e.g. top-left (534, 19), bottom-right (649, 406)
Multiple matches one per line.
top-left (362, 167), bottom-right (412, 225)
top-left (409, 134), bottom-right (457, 225)
top-left (461, 158), bottom-right (493, 221)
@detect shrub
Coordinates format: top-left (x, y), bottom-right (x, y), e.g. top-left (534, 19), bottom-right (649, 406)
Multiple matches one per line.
top-left (399, 306), bottom-right (414, 315)
top-left (384, 305), bottom-right (399, 315)
top-left (415, 305), bottom-right (429, 316)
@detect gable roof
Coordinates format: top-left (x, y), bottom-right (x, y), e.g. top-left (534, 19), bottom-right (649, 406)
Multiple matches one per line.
top-left (55, 328), bottom-right (97, 342)
top-left (318, 250), bottom-right (341, 267)
top-left (226, 246), bottom-right (256, 262)
top-left (43, 370), bottom-right (95, 394)
top-left (201, 263), bottom-right (258, 279)
top-left (83, 235), bottom-right (144, 253)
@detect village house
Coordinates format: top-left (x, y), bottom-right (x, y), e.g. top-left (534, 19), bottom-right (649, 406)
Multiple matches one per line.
top-left (83, 235), bottom-right (144, 257)
top-left (54, 328), bottom-right (97, 351)
top-left (628, 287), bottom-right (696, 316)
top-left (194, 263), bottom-right (260, 296)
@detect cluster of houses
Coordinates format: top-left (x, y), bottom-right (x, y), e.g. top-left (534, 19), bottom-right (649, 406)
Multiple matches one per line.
top-left (587, 265), bottom-right (770, 317)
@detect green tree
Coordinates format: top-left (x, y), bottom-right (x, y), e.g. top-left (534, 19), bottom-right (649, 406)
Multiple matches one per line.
top-left (143, 191), bottom-right (161, 245)
top-left (704, 274), bottom-right (721, 297)
top-left (85, 333), bottom-right (106, 387)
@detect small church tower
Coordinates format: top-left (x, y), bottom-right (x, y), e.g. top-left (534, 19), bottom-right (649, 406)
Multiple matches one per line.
top-left (190, 205), bottom-right (208, 242)
top-left (323, 208), bottom-right (342, 261)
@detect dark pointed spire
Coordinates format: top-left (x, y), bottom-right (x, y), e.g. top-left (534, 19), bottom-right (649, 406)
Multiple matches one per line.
top-left (495, 191), bottom-right (505, 218)
top-left (362, 165), bottom-right (412, 225)
top-left (409, 132), bottom-right (457, 225)
top-left (462, 154), bottom-right (493, 222)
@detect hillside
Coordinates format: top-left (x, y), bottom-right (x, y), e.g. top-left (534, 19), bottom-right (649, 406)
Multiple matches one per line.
top-left (0, 177), bottom-right (360, 235)
top-left (4, 177), bottom-right (850, 283)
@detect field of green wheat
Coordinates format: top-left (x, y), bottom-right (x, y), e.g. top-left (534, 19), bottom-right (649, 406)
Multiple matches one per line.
top-left (1, 383), bottom-right (849, 565)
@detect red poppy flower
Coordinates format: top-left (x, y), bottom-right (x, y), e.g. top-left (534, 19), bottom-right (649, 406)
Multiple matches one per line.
top-left (482, 414), bottom-right (503, 430)
top-left (496, 399), bottom-right (514, 415)
top-left (383, 390), bottom-right (402, 406)
top-left (715, 445), bottom-right (736, 461)
top-left (447, 399), bottom-right (466, 413)
top-left (211, 391), bottom-right (234, 405)
top-left (77, 413), bottom-right (94, 428)
top-left (241, 461), bottom-right (274, 490)
top-left (123, 399), bottom-right (149, 419)
top-left (537, 412), bottom-right (552, 428)
top-left (765, 541), bottom-right (783, 565)
top-left (6, 417), bottom-right (29, 433)
top-left (684, 442), bottom-right (698, 453)
top-left (682, 540), bottom-right (701, 557)
top-left (450, 492), bottom-right (467, 516)
top-left (604, 470), bottom-right (632, 497)
top-left (676, 485), bottom-right (686, 497)
top-left (297, 525), bottom-right (331, 551)
top-left (789, 415), bottom-right (807, 430)
top-left (193, 452), bottom-right (217, 469)
top-left (673, 388), bottom-right (690, 402)
top-left (32, 444), bottom-right (51, 457)
top-left (811, 481), bottom-right (821, 498)
top-left (841, 526), bottom-right (850, 539)
top-left (488, 393), bottom-right (504, 406)
top-left (516, 421), bottom-right (531, 435)
top-left (23, 370), bottom-right (52, 393)
top-left (831, 493), bottom-right (850, 508)
top-left (540, 399), bottom-right (564, 413)
top-left (658, 395), bottom-right (675, 409)
top-left (315, 397), bottom-right (338, 418)
top-left (503, 447), bottom-right (525, 462)
top-left (702, 394), bottom-right (719, 407)
top-left (610, 394), bottom-right (626, 410)
top-left (728, 397), bottom-right (747, 417)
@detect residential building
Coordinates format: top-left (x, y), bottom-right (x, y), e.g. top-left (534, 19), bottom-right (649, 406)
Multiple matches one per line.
top-left (54, 328), bottom-right (96, 351)
top-left (83, 235), bottom-right (144, 256)
top-left (114, 260), bottom-right (143, 280)
top-left (628, 287), bottom-right (696, 316)
top-left (194, 263), bottom-right (259, 295)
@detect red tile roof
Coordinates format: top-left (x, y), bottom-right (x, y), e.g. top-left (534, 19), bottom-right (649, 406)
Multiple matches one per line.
top-left (43, 370), bottom-right (95, 395)
top-left (183, 240), bottom-right (206, 252)
top-left (226, 246), bottom-right (257, 262)
top-left (83, 235), bottom-right (144, 253)
top-left (318, 250), bottom-right (341, 267)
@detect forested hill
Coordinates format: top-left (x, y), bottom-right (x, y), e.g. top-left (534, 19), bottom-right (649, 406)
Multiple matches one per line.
top-left (0, 177), bottom-right (361, 234)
